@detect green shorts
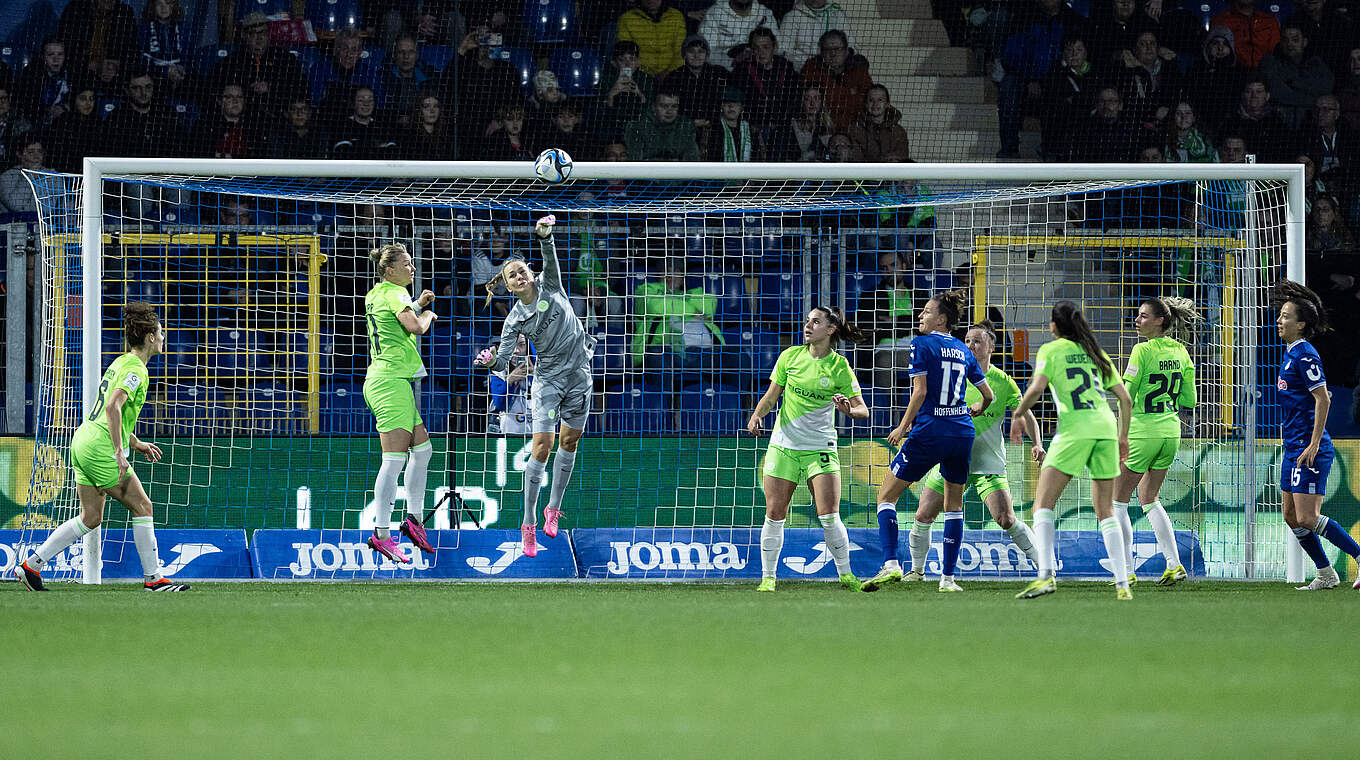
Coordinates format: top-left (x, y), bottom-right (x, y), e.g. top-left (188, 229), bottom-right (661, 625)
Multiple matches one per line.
top-left (1125, 436), bottom-right (1178, 473)
top-left (921, 466), bottom-right (1010, 500)
top-left (762, 445), bottom-right (839, 484)
top-left (1046, 433), bottom-right (1119, 480)
top-left (363, 376), bottom-right (423, 433)
top-left (69, 423), bottom-right (127, 490)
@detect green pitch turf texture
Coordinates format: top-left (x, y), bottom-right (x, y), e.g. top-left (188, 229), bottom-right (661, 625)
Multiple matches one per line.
top-left (3, 580), bottom-right (1356, 759)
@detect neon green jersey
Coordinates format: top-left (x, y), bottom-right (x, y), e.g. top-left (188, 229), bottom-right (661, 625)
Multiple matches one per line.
top-left (1034, 338), bottom-right (1123, 440)
top-left (770, 345), bottom-right (862, 450)
top-left (365, 281), bottom-right (425, 379)
top-left (1124, 336), bottom-right (1196, 438)
top-left (968, 364), bottom-right (1021, 474)
top-left (83, 352), bottom-right (149, 451)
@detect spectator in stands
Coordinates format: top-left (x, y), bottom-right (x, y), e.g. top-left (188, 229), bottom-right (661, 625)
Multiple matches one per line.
top-left (1220, 133), bottom-right (1250, 161)
top-left (699, 0), bottom-right (777, 70)
top-left (1211, 0), bottom-right (1279, 69)
top-left (443, 26), bottom-right (523, 138)
top-left (1338, 47), bottom-right (1360, 133)
top-left (781, 0), bottom-right (856, 68)
top-left (631, 257), bottom-right (727, 391)
top-left (92, 56), bottom-right (125, 106)
top-left (1220, 77), bottom-right (1295, 162)
top-left (1117, 30), bottom-right (1183, 138)
top-left (103, 68), bottom-right (183, 157)
top-left (598, 41), bottom-right (657, 138)
top-left (662, 36), bottom-right (728, 148)
top-left (487, 335), bottom-right (534, 435)
top-left (0, 134), bottom-right (46, 215)
top-left (528, 70), bottom-right (568, 131)
top-left (474, 229), bottom-right (516, 319)
top-left (0, 86), bottom-right (33, 169)
top-left (15, 39), bottom-right (73, 127)
top-left (1040, 36), bottom-right (1096, 161)
top-left (330, 86), bottom-right (400, 159)
top-left (625, 89), bottom-right (701, 160)
top-left (213, 13), bottom-right (309, 126)
top-left (846, 84), bottom-right (909, 162)
top-left (1286, 0), bottom-right (1355, 73)
top-left (705, 86), bottom-right (757, 160)
top-left (534, 101), bottom-right (595, 161)
top-left (138, 0), bottom-right (190, 98)
top-left (730, 27), bottom-right (800, 151)
top-left (58, 0), bottom-right (138, 74)
top-left (1298, 153), bottom-right (1328, 211)
top-left (774, 83), bottom-right (834, 160)
top-left (827, 130), bottom-right (857, 161)
top-left (1261, 23), bottom-right (1334, 130)
top-left (1088, 0), bottom-right (1148, 75)
top-left (1138, 143), bottom-right (1164, 161)
top-left (1077, 86), bottom-right (1140, 161)
top-left (616, 0), bottom-right (688, 77)
top-left (799, 29), bottom-right (872, 132)
top-left (399, 92), bottom-right (456, 160)
top-left (378, 0), bottom-right (467, 50)
top-left (318, 30), bottom-right (385, 121)
top-left (191, 82), bottom-right (263, 158)
top-left (1305, 193), bottom-right (1360, 384)
top-left (1301, 94), bottom-right (1360, 202)
top-left (479, 103), bottom-right (534, 160)
top-left (1307, 193), bottom-right (1356, 253)
top-left (862, 250), bottom-right (917, 390)
top-left (1136, 0), bottom-right (1206, 60)
top-left (46, 82), bottom-right (99, 171)
top-left (1163, 101), bottom-right (1219, 162)
top-left (996, 0), bottom-right (1088, 159)
top-left (215, 196), bottom-right (255, 226)
top-left (1185, 26), bottom-right (1244, 135)
top-left (269, 98), bottom-right (327, 159)
top-left (381, 36), bottom-right (437, 127)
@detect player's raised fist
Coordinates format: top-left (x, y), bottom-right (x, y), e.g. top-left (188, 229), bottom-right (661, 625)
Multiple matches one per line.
top-left (535, 214), bottom-right (556, 238)
top-left (474, 347), bottom-right (496, 368)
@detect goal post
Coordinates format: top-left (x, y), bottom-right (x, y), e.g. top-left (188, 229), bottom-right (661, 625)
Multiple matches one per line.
top-left (20, 159), bottom-right (1306, 582)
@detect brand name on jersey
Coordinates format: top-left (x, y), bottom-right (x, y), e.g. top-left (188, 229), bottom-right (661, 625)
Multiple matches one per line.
top-left (527, 304), bottom-right (561, 343)
top-left (791, 386), bottom-right (831, 402)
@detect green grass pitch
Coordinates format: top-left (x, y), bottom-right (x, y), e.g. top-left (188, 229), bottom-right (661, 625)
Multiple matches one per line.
top-left (3, 580), bottom-right (1356, 759)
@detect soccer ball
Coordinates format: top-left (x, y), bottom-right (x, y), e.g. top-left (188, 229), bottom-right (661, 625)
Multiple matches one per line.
top-left (534, 148), bottom-right (573, 184)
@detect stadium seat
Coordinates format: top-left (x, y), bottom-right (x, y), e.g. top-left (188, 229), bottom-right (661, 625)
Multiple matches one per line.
top-left (193, 45), bottom-right (234, 78)
top-left (604, 383), bottom-right (669, 435)
top-left (705, 273), bottom-right (749, 324)
top-left (1194, 0), bottom-right (1229, 29)
top-left (156, 383), bottom-right (225, 436)
top-left (1264, 0), bottom-right (1293, 18)
top-left (0, 44), bottom-right (32, 78)
top-left (757, 271), bottom-right (804, 322)
top-left (1066, 0), bottom-right (1091, 17)
top-left (238, 0), bottom-right (292, 22)
top-left (243, 383), bottom-right (307, 434)
top-left (495, 45), bottom-right (536, 95)
top-left (525, 0), bottom-right (577, 43)
top-left (160, 330), bottom-right (199, 370)
top-left (548, 46), bottom-right (602, 97)
top-left (843, 271), bottom-right (879, 314)
top-left (419, 44), bottom-right (454, 72)
top-left (306, 0), bottom-right (362, 33)
top-left (676, 384), bottom-right (744, 436)
top-left (205, 327), bottom-right (263, 379)
top-left (320, 382), bottom-right (368, 434)
top-left (419, 381), bottom-right (451, 433)
top-left (591, 331), bottom-right (628, 375)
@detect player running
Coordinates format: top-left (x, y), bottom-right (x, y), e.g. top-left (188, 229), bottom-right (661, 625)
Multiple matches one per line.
top-left (1011, 301), bottom-right (1133, 600)
top-left (475, 214), bottom-right (594, 558)
top-left (362, 243), bottom-right (439, 564)
top-left (14, 303), bottom-right (189, 591)
top-left (1272, 281), bottom-right (1360, 590)
top-left (896, 320), bottom-right (1045, 588)
top-left (1111, 297), bottom-right (1198, 587)
top-left (863, 290), bottom-right (994, 593)
top-left (747, 307), bottom-right (870, 592)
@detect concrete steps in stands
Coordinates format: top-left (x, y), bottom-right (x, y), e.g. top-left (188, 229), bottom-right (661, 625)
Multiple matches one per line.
top-left (872, 0), bottom-right (936, 18)
top-left (875, 75), bottom-right (995, 105)
top-left (856, 41), bottom-right (975, 76)
top-left (855, 17), bottom-right (951, 46)
top-left (912, 128), bottom-right (1042, 162)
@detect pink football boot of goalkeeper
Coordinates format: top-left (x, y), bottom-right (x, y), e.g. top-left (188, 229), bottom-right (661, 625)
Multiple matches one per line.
top-left (521, 525), bottom-right (538, 558)
top-left (368, 533), bottom-right (412, 564)
top-left (544, 508), bottom-right (562, 539)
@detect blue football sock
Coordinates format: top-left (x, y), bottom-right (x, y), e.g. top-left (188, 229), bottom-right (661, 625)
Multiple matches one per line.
top-left (876, 503), bottom-right (899, 564)
top-left (942, 511), bottom-right (963, 577)
top-left (1315, 515), bottom-right (1360, 559)
top-left (1293, 526), bottom-right (1332, 569)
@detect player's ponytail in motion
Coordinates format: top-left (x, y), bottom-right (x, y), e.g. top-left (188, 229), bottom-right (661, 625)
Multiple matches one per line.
top-left (123, 301), bottom-right (161, 350)
top-left (1273, 280), bottom-right (1332, 337)
top-left (1144, 296), bottom-right (1201, 342)
top-left (816, 306), bottom-right (867, 345)
top-left (1051, 300), bottom-right (1115, 384)
top-left (933, 289), bottom-right (968, 330)
top-left (483, 261), bottom-right (513, 310)
top-left (370, 243), bottom-right (408, 280)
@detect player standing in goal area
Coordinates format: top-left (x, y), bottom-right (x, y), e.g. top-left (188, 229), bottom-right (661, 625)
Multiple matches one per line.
top-left (13, 303), bottom-right (189, 591)
top-left (362, 243), bottom-right (439, 564)
top-left (875, 320), bottom-right (1045, 590)
top-left (1272, 282), bottom-right (1360, 590)
top-left (863, 291), bottom-right (995, 594)
top-left (1111, 297), bottom-right (1199, 587)
top-left (1010, 301), bottom-right (1133, 600)
top-left (475, 214), bottom-right (593, 557)
top-left (746, 307), bottom-right (870, 592)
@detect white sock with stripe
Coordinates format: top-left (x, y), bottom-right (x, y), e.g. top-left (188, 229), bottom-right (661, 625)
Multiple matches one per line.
top-left (132, 515), bottom-right (162, 582)
top-left (817, 512), bottom-right (852, 575)
top-left (30, 517), bottom-right (92, 569)
top-left (1144, 501), bottom-right (1180, 569)
top-left (373, 452), bottom-right (407, 539)
top-left (403, 441), bottom-right (433, 522)
top-left (1004, 519), bottom-right (1039, 565)
top-left (1033, 508), bottom-right (1056, 580)
top-left (761, 517), bottom-right (786, 579)
top-left (1112, 500), bottom-right (1134, 578)
top-left (546, 448), bottom-right (578, 513)
top-left (908, 520), bottom-right (932, 573)
top-left (1100, 516), bottom-right (1129, 590)
top-left (522, 456), bottom-right (547, 527)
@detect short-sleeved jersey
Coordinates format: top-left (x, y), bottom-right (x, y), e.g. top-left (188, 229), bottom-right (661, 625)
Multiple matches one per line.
top-left (906, 331), bottom-right (986, 438)
top-left (769, 345), bottom-right (862, 450)
top-left (1034, 338), bottom-right (1123, 440)
top-left (968, 365), bottom-right (1022, 475)
top-left (1124, 337), bottom-right (1197, 438)
top-left (365, 281), bottom-right (426, 379)
top-left (492, 236), bottom-right (592, 388)
top-left (1277, 339), bottom-right (1332, 451)
top-left (82, 352), bottom-right (149, 452)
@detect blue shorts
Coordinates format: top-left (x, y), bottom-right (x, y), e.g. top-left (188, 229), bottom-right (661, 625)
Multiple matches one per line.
top-left (1281, 445), bottom-right (1334, 495)
top-left (890, 433), bottom-right (974, 485)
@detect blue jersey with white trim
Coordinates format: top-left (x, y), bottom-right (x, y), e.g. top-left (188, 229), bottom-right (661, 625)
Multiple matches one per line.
top-left (1277, 339), bottom-right (1332, 451)
top-left (907, 331), bottom-right (986, 437)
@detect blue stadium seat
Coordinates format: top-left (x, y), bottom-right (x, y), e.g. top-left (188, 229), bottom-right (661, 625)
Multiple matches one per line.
top-left (843, 271), bottom-right (879, 314)
top-left (604, 383), bottom-right (669, 434)
top-left (307, 0), bottom-right (362, 33)
top-left (1264, 0), bottom-right (1293, 18)
top-left (590, 330), bottom-right (628, 375)
top-left (705, 273), bottom-right (748, 324)
top-left (239, 0), bottom-right (292, 22)
top-left (548, 46), bottom-right (602, 97)
top-left (677, 384), bottom-right (744, 436)
top-left (735, 329), bottom-right (780, 377)
top-left (205, 327), bottom-right (264, 378)
top-left (525, 0), bottom-right (577, 43)
top-left (495, 45), bottom-right (536, 95)
top-left (419, 381), bottom-right (450, 433)
top-left (0, 44), bottom-right (33, 77)
top-left (156, 383), bottom-right (225, 435)
top-left (1066, 0), bottom-right (1091, 17)
top-left (194, 45), bottom-right (234, 78)
top-left (757, 271), bottom-right (804, 322)
top-left (160, 330), bottom-right (198, 370)
top-left (419, 43), bottom-right (454, 72)
top-left (243, 383), bottom-right (307, 434)
top-left (1194, 0), bottom-right (1229, 29)
top-left (320, 382), bottom-right (368, 434)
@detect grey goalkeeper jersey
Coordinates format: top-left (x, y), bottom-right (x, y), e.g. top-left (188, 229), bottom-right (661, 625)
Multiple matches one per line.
top-left (491, 235), bottom-right (594, 387)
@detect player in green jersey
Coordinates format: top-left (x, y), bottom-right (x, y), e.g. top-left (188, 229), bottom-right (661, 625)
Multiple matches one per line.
top-left (1112, 297), bottom-right (1199, 587)
top-left (362, 243), bottom-right (438, 565)
top-left (906, 320), bottom-right (1046, 589)
top-left (14, 303), bottom-right (189, 591)
top-left (747, 307), bottom-right (869, 592)
top-left (1010, 301), bottom-right (1133, 600)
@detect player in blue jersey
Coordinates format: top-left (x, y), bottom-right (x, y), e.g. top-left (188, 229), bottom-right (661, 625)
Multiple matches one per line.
top-left (862, 290), bottom-right (995, 593)
top-left (1273, 281), bottom-right (1360, 591)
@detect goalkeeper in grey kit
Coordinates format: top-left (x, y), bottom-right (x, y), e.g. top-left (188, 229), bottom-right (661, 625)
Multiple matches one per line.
top-left (475, 214), bottom-right (595, 557)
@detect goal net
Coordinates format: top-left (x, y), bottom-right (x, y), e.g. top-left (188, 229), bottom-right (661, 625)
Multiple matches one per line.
top-left (17, 160), bottom-right (1304, 581)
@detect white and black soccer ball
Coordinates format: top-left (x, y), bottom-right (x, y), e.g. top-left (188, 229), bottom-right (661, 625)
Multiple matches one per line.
top-left (534, 148), bottom-right (573, 184)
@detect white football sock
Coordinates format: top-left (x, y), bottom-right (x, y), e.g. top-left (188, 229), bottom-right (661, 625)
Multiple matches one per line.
top-left (817, 512), bottom-right (852, 575)
top-left (1144, 501), bottom-right (1180, 569)
top-left (908, 520), bottom-right (932, 572)
top-left (1100, 516), bottom-right (1129, 590)
top-left (1112, 500), bottom-right (1135, 578)
top-left (403, 441), bottom-right (433, 522)
top-left (1033, 508), bottom-right (1056, 580)
top-left (1004, 519), bottom-right (1038, 564)
top-left (30, 516), bottom-right (92, 568)
top-left (373, 452), bottom-right (407, 539)
top-left (131, 515), bottom-right (162, 582)
top-left (522, 456), bottom-right (548, 527)
top-left (546, 448), bottom-right (578, 512)
top-left (761, 516), bottom-right (786, 578)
